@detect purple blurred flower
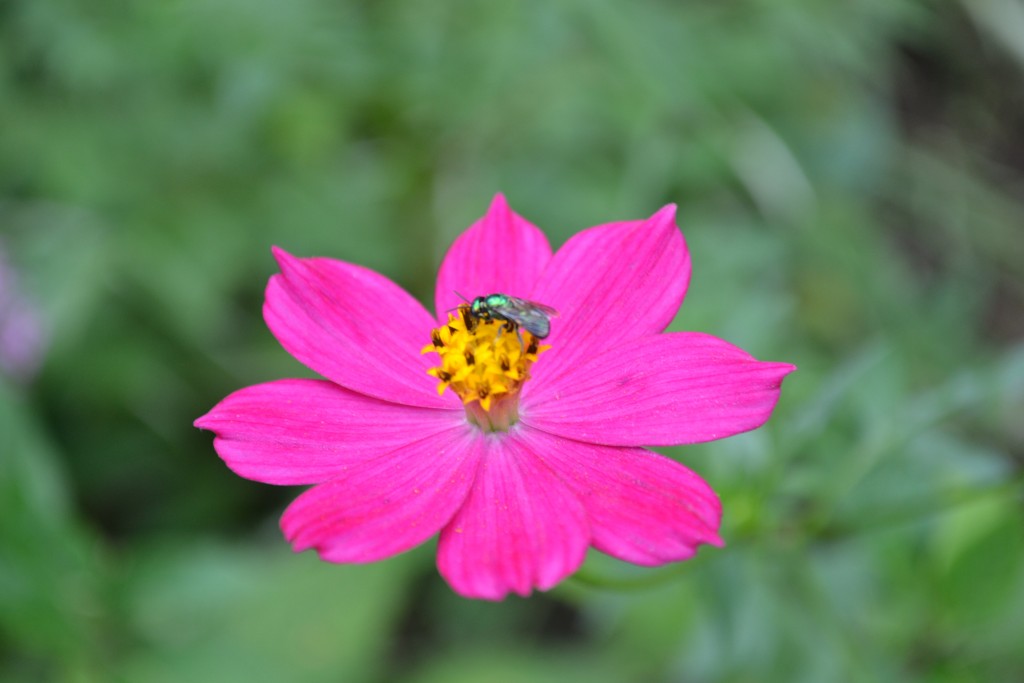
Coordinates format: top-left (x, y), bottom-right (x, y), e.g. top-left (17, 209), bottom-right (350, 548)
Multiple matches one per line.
top-left (0, 243), bottom-right (47, 383)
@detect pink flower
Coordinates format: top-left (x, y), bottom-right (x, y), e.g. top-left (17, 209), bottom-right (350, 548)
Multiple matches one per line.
top-left (195, 195), bottom-right (795, 600)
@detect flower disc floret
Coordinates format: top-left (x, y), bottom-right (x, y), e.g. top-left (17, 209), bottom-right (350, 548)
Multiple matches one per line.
top-left (423, 305), bottom-right (548, 427)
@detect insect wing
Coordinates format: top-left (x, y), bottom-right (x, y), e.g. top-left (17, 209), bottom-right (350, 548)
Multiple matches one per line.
top-left (529, 301), bottom-right (559, 317)
top-left (500, 296), bottom-right (557, 338)
top-left (501, 296), bottom-right (559, 317)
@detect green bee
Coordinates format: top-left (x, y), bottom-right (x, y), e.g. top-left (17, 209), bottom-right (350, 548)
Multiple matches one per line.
top-left (456, 292), bottom-right (558, 340)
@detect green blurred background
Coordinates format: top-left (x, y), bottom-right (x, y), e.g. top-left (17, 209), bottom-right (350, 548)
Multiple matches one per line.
top-left (2, 1), bottom-right (1023, 681)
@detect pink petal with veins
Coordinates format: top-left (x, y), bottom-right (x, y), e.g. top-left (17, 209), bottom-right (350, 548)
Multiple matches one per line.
top-left (195, 379), bottom-right (463, 485)
top-left (519, 426), bottom-right (722, 566)
top-left (264, 248), bottom-right (453, 409)
top-left (525, 332), bottom-right (795, 447)
top-left (436, 434), bottom-right (589, 600)
top-left (434, 194), bottom-right (553, 319)
top-left (529, 205), bottom-right (690, 385)
top-left (281, 425), bottom-right (482, 563)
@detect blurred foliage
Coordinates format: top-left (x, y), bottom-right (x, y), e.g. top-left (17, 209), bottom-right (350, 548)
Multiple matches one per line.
top-left (2, 0), bottom-right (1024, 681)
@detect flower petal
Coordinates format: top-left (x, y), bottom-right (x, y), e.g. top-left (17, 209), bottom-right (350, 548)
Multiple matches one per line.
top-left (281, 425), bottom-right (482, 563)
top-left (529, 205), bottom-right (690, 382)
top-left (519, 427), bottom-right (722, 565)
top-left (523, 332), bottom-right (795, 447)
top-left (436, 433), bottom-right (589, 600)
top-left (434, 194), bottom-right (553, 318)
top-left (264, 248), bottom-right (453, 409)
top-left (194, 379), bottom-right (463, 485)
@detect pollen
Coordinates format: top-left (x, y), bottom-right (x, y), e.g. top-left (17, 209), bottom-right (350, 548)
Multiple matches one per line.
top-left (422, 305), bottom-right (548, 428)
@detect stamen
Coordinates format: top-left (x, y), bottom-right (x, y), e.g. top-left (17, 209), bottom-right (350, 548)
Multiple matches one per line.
top-left (422, 304), bottom-right (549, 431)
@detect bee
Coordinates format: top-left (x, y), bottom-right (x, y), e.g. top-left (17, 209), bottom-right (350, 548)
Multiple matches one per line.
top-left (456, 292), bottom-right (558, 340)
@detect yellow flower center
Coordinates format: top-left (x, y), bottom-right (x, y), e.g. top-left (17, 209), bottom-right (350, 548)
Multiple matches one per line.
top-left (422, 305), bottom-right (549, 431)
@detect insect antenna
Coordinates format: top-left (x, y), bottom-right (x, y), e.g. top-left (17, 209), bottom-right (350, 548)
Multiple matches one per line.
top-left (445, 290), bottom-right (472, 314)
